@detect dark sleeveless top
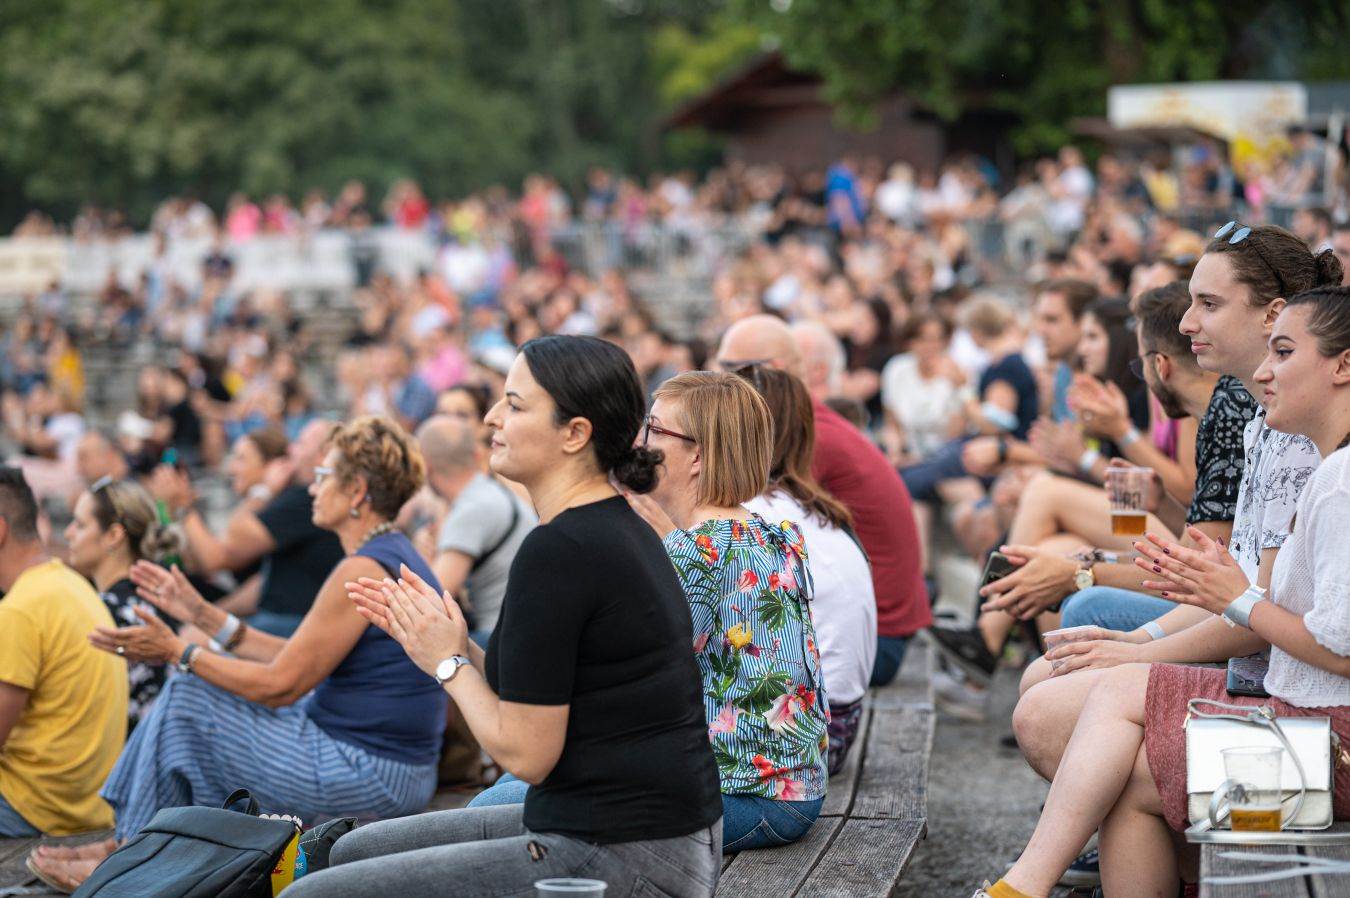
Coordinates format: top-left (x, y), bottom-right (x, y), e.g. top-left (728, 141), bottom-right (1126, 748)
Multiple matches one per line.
top-left (302, 531), bottom-right (448, 766)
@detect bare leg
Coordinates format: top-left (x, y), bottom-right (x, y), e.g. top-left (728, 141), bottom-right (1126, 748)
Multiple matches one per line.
top-left (1002, 663), bottom-right (1153, 896)
top-left (1098, 743), bottom-right (1177, 897)
top-left (1012, 668), bottom-right (1105, 780)
top-left (911, 500), bottom-right (932, 574)
top-left (1006, 471), bottom-right (1174, 552)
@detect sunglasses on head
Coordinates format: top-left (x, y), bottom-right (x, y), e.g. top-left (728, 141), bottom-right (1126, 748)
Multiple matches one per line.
top-left (1214, 220), bottom-right (1288, 297)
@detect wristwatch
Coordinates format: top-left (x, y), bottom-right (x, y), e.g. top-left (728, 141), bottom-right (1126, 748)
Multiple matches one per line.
top-left (1073, 560), bottom-right (1096, 592)
top-left (177, 643), bottom-right (202, 674)
top-left (1222, 585), bottom-right (1267, 629)
top-left (433, 655), bottom-right (472, 686)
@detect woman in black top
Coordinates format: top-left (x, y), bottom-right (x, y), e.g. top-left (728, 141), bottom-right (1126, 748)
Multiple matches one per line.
top-left (62, 477), bottom-right (183, 732)
top-left (290, 336), bottom-right (723, 898)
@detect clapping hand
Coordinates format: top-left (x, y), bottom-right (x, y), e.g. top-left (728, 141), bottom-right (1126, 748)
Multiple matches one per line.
top-left (129, 561), bottom-right (206, 626)
top-left (90, 605), bottom-right (182, 665)
top-left (1133, 527), bottom-right (1248, 615)
top-left (1069, 375), bottom-right (1131, 441)
top-left (347, 563), bottom-right (468, 677)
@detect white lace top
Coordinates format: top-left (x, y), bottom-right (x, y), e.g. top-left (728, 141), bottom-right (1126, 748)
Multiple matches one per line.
top-left (1265, 447), bottom-right (1350, 707)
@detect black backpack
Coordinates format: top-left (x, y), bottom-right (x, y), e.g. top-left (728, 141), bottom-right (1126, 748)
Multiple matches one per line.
top-left (72, 790), bottom-right (297, 898)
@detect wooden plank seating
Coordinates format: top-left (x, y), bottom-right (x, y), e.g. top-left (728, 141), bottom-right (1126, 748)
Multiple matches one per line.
top-left (0, 646), bottom-right (935, 897)
top-left (715, 640), bottom-right (936, 897)
top-left (1201, 826), bottom-right (1350, 897)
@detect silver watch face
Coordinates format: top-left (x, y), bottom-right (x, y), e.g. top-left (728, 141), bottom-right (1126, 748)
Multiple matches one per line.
top-left (435, 657), bottom-right (461, 682)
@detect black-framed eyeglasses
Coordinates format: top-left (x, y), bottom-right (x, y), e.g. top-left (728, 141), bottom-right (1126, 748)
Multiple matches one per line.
top-left (641, 416), bottom-right (695, 447)
top-left (1129, 352), bottom-right (1161, 382)
top-left (1214, 220), bottom-right (1288, 297)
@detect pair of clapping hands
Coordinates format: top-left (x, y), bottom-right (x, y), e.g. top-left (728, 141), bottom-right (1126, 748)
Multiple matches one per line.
top-left (1040, 526), bottom-right (1250, 677)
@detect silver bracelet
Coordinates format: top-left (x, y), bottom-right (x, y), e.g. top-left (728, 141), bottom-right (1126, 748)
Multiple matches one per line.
top-left (1141, 620), bottom-right (1166, 641)
top-left (213, 613), bottom-right (242, 648)
top-left (1120, 427), bottom-right (1143, 448)
top-left (1222, 585), bottom-right (1267, 629)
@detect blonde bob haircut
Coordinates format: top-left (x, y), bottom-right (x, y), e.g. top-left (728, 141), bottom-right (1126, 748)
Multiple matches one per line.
top-left (653, 371), bottom-right (772, 507)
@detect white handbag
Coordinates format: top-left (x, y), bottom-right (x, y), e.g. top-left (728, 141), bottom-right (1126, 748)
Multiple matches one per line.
top-left (1185, 698), bottom-right (1339, 830)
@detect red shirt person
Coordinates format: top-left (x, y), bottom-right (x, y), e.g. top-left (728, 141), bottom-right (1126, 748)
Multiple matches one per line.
top-left (716, 316), bottom-right (931, 684)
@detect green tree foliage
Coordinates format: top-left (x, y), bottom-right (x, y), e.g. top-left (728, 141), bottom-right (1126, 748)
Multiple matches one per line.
top-left (0, 0), bottom-right (729, 226)
top-left (729, 0), bottom-right (1350, 154)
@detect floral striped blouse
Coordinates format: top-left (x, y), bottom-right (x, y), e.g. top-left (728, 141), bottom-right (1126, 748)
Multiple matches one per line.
top-left (664, 514), bottom-right (829, 801)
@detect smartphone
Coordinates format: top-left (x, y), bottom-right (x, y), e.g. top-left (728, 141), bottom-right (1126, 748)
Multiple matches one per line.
top-left (1225, 653), bottom-right (1271, 699)
top-left (980, 551), bottom-right (1018, 590)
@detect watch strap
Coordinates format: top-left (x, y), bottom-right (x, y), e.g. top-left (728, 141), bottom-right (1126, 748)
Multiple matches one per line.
top-left (178, 642), bottom-right (201, 674)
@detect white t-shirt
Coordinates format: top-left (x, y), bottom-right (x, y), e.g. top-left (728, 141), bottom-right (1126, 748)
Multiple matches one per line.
top-left (744, 491), bottom-right (877, 705)
top-left (1264, 446), bottom-right (1350, 707)
top-left (1228, 411), bottom-right (1321, 582)
top-left (879, 353), bottom-right (963, 457)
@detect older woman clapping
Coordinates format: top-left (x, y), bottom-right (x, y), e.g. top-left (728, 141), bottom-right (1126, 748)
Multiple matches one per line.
top-left (31, 417), bottom-right (445, 890)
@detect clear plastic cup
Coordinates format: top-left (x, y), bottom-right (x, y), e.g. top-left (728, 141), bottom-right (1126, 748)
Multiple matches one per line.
top-left (1105, 466), bottom-right (1152, 536)
top-left (535, 879), bottom-right (607, 895)
top-left (1222, 746), bottom-right (1284, 832)
top-left (1042, 625), bottom-right (1099, 650)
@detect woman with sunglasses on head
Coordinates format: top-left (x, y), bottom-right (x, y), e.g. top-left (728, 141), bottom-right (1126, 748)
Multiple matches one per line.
top-left (973, 283), bottom-right (1350, 898)
top-left (63, 477), bottom-right (183, 733)
top-left (30, 416), bottom-right (446, 891)
top-left (627, 371), bottom-right (829, 853)
top-left (283, 336), bottom-right (722, 898)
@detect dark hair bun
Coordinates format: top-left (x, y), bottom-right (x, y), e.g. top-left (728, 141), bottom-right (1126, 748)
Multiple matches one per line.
top-left (614, 445), bottom-right (663, 494)
top-left (1314, 248), bottom-right (1345, 288)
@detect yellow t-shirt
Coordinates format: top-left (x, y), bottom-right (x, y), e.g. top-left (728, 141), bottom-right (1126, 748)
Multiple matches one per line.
top-left (0, 559), bottom-right (127, 834)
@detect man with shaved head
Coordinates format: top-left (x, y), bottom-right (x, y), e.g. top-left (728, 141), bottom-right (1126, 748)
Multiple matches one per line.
top-left (716, 315), bottom-right (932, 685)
top-left (417, 415), bottom-right (535, 646)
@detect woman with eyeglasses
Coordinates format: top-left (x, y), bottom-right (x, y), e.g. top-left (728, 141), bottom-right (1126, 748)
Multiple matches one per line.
top-left (63, 478), bottom-right (183, 734)
top-left (31, 416), bottom-right (446, 891)
top-left (627, 371), bottom-right (829, 853)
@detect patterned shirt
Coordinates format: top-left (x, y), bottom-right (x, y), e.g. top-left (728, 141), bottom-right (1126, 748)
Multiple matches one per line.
top-left (1228, 409), bottom-right (1321, 582)
top-left (664, 515), bottom-right (829, 801)
top-left (1186, 376), bottom-right (1259, 524)
top-left (100, 578), bottom-right (167, 732)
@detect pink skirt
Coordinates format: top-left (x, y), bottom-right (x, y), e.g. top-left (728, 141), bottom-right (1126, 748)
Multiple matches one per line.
top-left (1144, 663), bottom-right (1350, 832)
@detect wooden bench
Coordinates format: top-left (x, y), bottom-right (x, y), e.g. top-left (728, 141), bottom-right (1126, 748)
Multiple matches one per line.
top-left (716, 641), bottom-right (936, 897)
top-left (0, 646), bottom-right (935, 897)
top-left (1201, 827), bottom-right (1350, 897)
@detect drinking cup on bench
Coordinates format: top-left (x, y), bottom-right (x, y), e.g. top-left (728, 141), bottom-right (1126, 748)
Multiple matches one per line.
top-left (1220, 746), bottom-right (1284, 832)
top-left (536, 878), bottom-right (607, 895)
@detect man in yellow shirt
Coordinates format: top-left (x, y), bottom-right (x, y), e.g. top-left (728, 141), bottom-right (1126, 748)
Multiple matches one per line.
top-left (0, 467), bottom-right (126, 835)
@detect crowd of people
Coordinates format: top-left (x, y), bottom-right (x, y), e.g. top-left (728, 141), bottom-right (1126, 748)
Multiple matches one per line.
top-left (4, 130), bottom-right (1350, 897)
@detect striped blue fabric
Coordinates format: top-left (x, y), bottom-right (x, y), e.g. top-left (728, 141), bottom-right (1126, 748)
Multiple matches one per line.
top-left (101, 674), bottom-right (437, 841)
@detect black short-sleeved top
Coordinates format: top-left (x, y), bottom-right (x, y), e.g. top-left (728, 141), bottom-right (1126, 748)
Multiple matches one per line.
top-left (978, 352), bottom-right (1040, 440)
top-left (255, 484), bottom-right (345, 617)
top-left (1187, 375), bottom-right (1260, 524)
top-left (485, 496), bottom-right (722, 844)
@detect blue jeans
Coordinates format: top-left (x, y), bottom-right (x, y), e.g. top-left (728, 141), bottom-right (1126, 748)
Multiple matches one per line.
top-left (1060, 586), bottom-right (1177, 632)
top-left (722, 794), bottom-right (823, 853)
top-left (0, 789), bottom-right (39, 837)
top-left (468, 775), bottom-right (823, 854)
top-left (870, 634), bottom-right (911, 687)
top-left (899, 437), bottom-right (972, 503)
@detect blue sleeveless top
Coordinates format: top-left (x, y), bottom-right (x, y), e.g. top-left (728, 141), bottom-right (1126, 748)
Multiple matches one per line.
top-left (303, 532), bottom-right (448, 766)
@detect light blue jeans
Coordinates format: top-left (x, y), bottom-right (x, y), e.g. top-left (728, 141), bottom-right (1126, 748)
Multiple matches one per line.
top-left (1060, 586), bottom-right (1177, 633)
top-left (0, 788), bottom-right (39, 837)
top-left (468, 775), bottom-right (824, 853)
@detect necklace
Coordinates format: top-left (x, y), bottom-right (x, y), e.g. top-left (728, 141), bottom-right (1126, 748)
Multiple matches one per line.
top-left (356, 521), bottom-right (396, 551)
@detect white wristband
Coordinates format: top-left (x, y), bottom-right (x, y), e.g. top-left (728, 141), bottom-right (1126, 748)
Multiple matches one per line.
top-left (247, 484), bottom-right (275, 504)
top-left (1222, 585), bottom-right (1267, 629)
top-left (1077, 448), bottom-right (1102, 473)
top-left (213, 613), bottom-right (242, 648)
top-left (1120, 427), bottom-right (1143, 448)
top-left (1141, 620), bottom-right (1166, 641)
